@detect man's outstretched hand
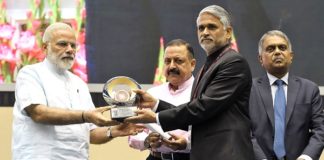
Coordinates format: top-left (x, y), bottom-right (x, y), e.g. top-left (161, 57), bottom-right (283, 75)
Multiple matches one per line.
top-left (124, 109), bottom-right (157, 124)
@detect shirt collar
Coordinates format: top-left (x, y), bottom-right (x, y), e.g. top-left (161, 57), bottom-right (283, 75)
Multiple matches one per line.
top-left (168, 75), bottom-right (194, 95)
top-left (267, 72), bottom-right (289, 85)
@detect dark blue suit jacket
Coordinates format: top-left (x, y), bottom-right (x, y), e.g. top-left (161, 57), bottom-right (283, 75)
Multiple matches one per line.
top-left (249, 75), bottom-right (324, 160)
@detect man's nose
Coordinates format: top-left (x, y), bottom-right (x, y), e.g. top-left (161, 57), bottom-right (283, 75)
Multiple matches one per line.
top-left (202, 28), bottom-right (210, 35)
top-left (169, 60), bottom-right (177, 68)
top-left (66, 44), bottom-right (76, 54)
top-left (274, 47), bottom-right (282, 55)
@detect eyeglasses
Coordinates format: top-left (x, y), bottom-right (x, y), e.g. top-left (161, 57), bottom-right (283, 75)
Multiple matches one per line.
top-left (52, 41), bottom-right (78, 50)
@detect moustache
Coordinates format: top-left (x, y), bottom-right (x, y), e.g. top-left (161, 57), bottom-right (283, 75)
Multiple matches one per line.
top-left (272, 57), bottom-right (284, 62)
top-left (200, 35), bottom-right (213, 42)
top-left (201, 38), bottom-right (213, 42)
top-left (61, 54), bottom-right (75, 61)
top-left (168, 68), bottom-right (180, 75)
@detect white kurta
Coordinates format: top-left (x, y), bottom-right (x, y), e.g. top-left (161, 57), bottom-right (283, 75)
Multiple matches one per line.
top-left (12, 59), bottom-right (96, 160)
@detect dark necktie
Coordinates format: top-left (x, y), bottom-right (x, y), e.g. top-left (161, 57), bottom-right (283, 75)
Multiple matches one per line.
top-left (273, 80), bottom-right (286, 158)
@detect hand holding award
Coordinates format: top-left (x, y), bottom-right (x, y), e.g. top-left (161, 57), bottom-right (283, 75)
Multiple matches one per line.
top-left (103, 76), bottom-right (141, 122)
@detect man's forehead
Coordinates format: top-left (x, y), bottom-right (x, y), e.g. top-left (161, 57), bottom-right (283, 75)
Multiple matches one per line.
top-left (197, 13), bottom-right (220, 23)
top-left (51, 30), bottom-right (76, 41)
top-left (263, 36), bottom-right (288, 46)
top-left (51, 29), bottom-right (75, 36)
top-left (165, 46), bottom-right (188, 56)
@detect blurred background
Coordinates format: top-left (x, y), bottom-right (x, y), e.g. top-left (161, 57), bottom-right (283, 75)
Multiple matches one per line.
top-left (1, 0), bottom-right (324, 85)
top-left (1, 0), bottom-right (324, 159)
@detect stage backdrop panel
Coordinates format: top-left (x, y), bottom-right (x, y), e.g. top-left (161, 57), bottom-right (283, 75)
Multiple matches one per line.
top-left (86, 0), bottom-right (324, 85)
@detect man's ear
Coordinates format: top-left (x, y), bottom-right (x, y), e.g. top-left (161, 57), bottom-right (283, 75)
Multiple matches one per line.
top-left (42, 43), bottom-right (47, 50)
top-left (191, 59), bottom-right (196, 72)
top-left (42, 43), bottom-right (48, 54)
top-left (290, 51), bottom-right (294, 62)
top-left (258, 54), bottom-right (263, 66)
top-left (226, 27), bottom-right (233, 40)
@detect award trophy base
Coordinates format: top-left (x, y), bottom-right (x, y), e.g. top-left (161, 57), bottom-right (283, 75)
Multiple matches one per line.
top-left (111, 106), bottom-right (137, 122)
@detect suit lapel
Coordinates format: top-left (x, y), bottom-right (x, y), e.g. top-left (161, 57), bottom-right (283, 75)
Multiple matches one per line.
top-left (194, 54), bottom-right (226, 96)
top-left (257, 75), bottom-right (275, 128)
top-left (191, 47), bottom-right (232, 99)
top-left (191, 67), bottom-right (204, 99)
top-left (286, 75), bottom-right (299, 125)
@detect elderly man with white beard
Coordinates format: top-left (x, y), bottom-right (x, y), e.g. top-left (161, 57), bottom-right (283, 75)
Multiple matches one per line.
top-left (12, 22), bottom-right (144, 160)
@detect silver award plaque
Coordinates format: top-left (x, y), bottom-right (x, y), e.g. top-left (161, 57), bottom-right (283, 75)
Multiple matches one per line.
top-left (103, 76), bottom-right (141, 122)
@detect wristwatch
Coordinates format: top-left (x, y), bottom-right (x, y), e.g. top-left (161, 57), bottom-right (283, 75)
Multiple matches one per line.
top-left (106, 127), bottom-right (113, 138)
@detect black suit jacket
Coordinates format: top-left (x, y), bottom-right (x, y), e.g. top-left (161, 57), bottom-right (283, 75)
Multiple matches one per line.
top-left (249, 75), bottom-right (324, 160)
top-left (157, 49), bottom-right (254, 160)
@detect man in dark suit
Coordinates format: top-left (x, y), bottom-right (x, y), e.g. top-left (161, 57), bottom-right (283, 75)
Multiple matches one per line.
top-left (125, 5), bottom-right (254, 160)
top-left (249, 30), bottom-right (324, 160)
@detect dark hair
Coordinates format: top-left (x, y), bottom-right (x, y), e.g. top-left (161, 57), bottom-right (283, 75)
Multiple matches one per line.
top-left (165, 39), bottom-right (194, 59)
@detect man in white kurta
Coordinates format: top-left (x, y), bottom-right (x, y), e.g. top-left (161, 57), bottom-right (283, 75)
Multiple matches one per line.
top-left (12, 58), bottom-right (95, 159)
top-left (12, 22), bottom-right (142, 160)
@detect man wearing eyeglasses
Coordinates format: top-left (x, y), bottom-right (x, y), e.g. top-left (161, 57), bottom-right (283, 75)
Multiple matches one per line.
top-left (249, 30), bottom-right (324, 160)
top-left (12, 22), bottom-right (144, 160)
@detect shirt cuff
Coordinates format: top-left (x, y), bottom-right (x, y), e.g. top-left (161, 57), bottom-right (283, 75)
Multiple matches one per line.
top-left (298, 154), bottom-right (312, 160)
top-left (185, 136), bottom-right (191, 151)
top-left (156, 113), bottom-right (160, 125)
top-left (154, 99), bottom-right (160, 125)
top-left (128, 132), bottom-right (149, 151)
top-left (152, 99), bottom-right (159, 112)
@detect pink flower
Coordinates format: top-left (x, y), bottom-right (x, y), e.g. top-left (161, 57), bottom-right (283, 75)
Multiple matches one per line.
top-left (1, 0), bottom-right (6, 8)
top-left (78, 31), bottom-right (86, 44)
top-left (0, 75), bottom-right (3, 84)
top-left (16, 31), bottom-right (36, 52)
top-left (75, 44), bottom-right (86, 66)
top-left (0, 44), bottom-right (16, 61)
top-left (72, 44), bottom-right (88, 82)
top-left (28, 47), bottom-right (44, 61)
top-left (26, 10), bottom-right (33, 19)
top-left (0, 44), bottom-right (17, 77)
top-left (32, 20), bottom-right (41, 31)
top-left (81, 8), bottom-right (86, 19)
top-left (0, 24), bottom-right (15, 40)
top-left (47, 10), bottom-right (53, 17)
top-left (34, 0), bottom-right (41, 7)
top-left (70, 19), bottom-right (77, 30)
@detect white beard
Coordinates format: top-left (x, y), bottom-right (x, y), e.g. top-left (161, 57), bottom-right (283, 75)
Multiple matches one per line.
top-left (47, 48), bottom-right (74, 70)
top-left (200, 43), bottom-right (217, 55)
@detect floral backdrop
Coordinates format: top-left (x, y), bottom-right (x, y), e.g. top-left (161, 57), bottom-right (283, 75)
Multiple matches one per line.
top-left (0, 0), bottom-right (87, 84)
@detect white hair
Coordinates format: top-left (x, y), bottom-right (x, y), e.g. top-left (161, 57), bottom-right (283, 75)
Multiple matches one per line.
top-left (42, 22), bottom-right (75, 43)
top-left (258, 30), bottom-right (292, 54)
top-left (196, 5), bottom-right (231, 29)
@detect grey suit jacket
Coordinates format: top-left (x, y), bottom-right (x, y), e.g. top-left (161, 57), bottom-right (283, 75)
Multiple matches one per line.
top-left (157, 49), bottom-right (254, 160)
top-left (249, 75), bottom-right (324, 160)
